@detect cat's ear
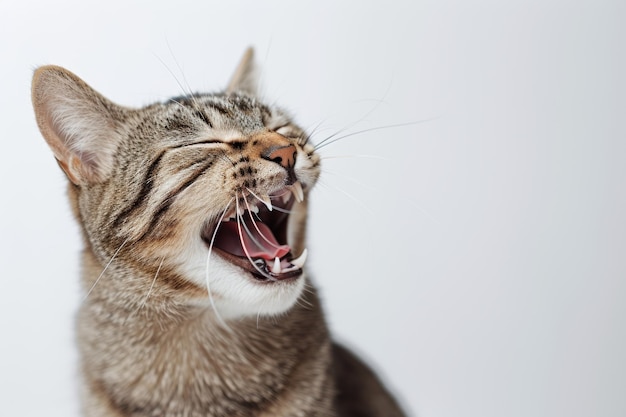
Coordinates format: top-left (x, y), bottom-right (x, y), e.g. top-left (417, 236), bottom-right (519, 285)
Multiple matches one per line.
top-left (226, 47), bottom-right (257, 95)
top-left (31, 66), bottom-right (127, 185)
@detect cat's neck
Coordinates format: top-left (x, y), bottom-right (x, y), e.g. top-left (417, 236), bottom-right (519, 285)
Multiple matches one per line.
top-left (77, 250), bottom-right (334, 415)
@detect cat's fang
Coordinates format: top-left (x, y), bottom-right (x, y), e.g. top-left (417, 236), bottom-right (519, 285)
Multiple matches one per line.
top-left (290, 248), bottom-right (308, 269)
top-left (288, 181), bottom-right (304, 203)
top-left (259, 194), bottom-right (273, 211)
top-left (271, 257), bottom-right (282, 274)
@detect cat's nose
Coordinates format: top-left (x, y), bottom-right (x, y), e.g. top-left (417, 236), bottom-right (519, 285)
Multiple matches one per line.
top-left (262, 144), bottom-right (297, 171)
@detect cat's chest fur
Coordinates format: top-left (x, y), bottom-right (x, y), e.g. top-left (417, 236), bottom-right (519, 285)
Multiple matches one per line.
top-left (77, 257), bottom-right (333, 416)
top-left (32, 49), bottom-right (406, 416)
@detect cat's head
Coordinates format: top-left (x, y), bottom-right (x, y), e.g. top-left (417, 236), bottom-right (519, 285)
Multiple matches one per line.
top-left (32, 49), bottom-right (321, 319)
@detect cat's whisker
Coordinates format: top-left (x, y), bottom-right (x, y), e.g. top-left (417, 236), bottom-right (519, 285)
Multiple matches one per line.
top-left (256, 309), bottom-right (262, 330)
top-left (316, 178), bottom-right (374, 216)
top-left (243, 195), bottom-right (282, 250)
top-left (83, 237), bottom-right (130, 301)
top-left (302, 118), bottom-right (332, 145)
top-left (215, 149), bottom-right (239, 171)
top-left (273, 205), bottom-right (295, 215)
top-left (294, 294), bottom-right (314, 310)
top-left (235, 196), bottom-right (276, 281)
top-left (317, 94), bottom-right (393, 151)
top-left (153, 55), bottom-right (194, 103)
top-left (205, 199), bottom-right (235, 329)
top-left (167, 97), bottom-right (188, 111)
top-left (320, 168), bottom-right (377, 192)
top-left (246, 187), bottom-right (297, 215)
top-left (321, 154), bottom-right (388, 161)
top-left (165, 39), bottom-right (206, 111)
top-left (301, 284), bottom-right (317, 300)
top-left (239, 210), bottom-right (268, 250)
top-left (137, 257), bottom-right (163, 312)
top-left (312, 86), bottom-right (391, 150)
top-left (245, 188), bottom-right (273, 212)
top-left (314, 118), bottom-right (437, 151)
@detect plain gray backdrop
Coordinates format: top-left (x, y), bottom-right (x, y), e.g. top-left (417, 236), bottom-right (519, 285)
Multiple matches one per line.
top-left (1, 1), bottom-right (624, 416)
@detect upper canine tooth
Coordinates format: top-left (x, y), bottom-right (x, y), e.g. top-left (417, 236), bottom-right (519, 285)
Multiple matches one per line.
top-left (259, 194), bottom-right (273, 211)
top-left (249, 204), bottom-right (260, 214)
top-left (290, 248), bottom-right (308, 269)
top-left (289, 181), bottom-right (304, 203)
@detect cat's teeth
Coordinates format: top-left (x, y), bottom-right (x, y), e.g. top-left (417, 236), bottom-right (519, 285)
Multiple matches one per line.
top-left (281, 192), bottom-right (291, 204)
top-left (259, 194), bottom-right (273, 211)
top-left (271, 257), bottom-right (282, 274)
top-left (288, 181), bottom-right (304, 203)
top-left (249, 204), bottom-right (259, 214)
top-left (290, 248), bottom-right (308, 269)
top-left (222, 209), bottom-right (236, 222)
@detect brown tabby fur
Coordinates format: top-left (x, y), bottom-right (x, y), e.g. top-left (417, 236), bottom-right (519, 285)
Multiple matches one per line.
top-left (32, 49), bottom-right (406, 417)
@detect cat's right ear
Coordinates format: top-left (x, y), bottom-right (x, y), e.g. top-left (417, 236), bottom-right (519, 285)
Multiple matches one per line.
top-left (226, 47), bottom-right (258, 96)
top-left (31, 66), bottom-right (126, 185)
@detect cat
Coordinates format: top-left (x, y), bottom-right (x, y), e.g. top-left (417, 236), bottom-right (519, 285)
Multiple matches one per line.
top-left (31, 48), bottom-right (406, 417)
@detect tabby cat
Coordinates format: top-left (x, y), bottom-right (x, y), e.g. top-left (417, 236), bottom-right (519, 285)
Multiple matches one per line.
top-left (31, 48), bottom-right (406, 417)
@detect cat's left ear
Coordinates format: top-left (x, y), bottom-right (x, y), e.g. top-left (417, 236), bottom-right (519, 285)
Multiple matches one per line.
top-left (226, 47), bottom-right (258, 95)
top-left (32, 66), bottom-right (127, 185)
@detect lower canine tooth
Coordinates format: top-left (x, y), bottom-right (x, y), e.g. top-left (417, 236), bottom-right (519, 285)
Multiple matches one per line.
top-left (290, 248), bottom-right (308, 269)
top-left (271, 257), bottom-right (282, 274)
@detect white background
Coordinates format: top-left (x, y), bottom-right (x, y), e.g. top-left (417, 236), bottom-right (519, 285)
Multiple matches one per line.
top-left (1, 1), bottom-right (625, 416)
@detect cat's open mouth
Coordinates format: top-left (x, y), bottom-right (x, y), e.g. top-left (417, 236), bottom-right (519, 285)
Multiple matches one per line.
top-left (201, 183), bottom-right (307, 283)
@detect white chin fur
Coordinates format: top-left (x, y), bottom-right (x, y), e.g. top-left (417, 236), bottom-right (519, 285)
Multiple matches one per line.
top-left (178, 239), bottom-right (305, 319)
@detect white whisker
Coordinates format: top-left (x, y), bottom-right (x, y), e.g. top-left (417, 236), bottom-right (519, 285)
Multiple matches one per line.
top-left (243, 195), bottom-right (282, 250)
top-left (314, 118), bottom-right (438, 151)
top-left (235, 196), bottom-right (276, 280)
top-left (245, 188), bottom-right (272, 210)
top-left (205, 198), bottom-right (234, 329)
top-left (269, 205), bottom-right (294, 214)
top-left (294, 295), bottom-right (314, 310)
top-left (321, 154), bottom-right (388, 161)
top-left (316, 178), bottom-right (374, 216)
top-left (165, 40), bottom-right (193, 95)
top-left (321, 168), bottom-right (377, 191)
top-left (153, 55), bottom-right (192, 100)
top-left (313, 85), bottom-right (391, 150)
top-left (239, 212), bottom-right (267, 250)
top-left (137, 257), bottom-right (164, 311)
top-left (83, 237), bottom-right (130, 301)
top-left (246, 188), bottom-right (296, 215)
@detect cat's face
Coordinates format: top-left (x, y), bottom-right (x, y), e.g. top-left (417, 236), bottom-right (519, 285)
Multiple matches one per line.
top-left (32, 51), bottom-right (321, 318)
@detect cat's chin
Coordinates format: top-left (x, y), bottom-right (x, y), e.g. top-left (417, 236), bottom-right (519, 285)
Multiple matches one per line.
top-left (194, 255), bottom-right (307, 319)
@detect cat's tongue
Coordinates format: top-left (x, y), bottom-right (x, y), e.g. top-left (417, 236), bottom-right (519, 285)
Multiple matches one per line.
top-left (214, 218), bottom-right (290, 260)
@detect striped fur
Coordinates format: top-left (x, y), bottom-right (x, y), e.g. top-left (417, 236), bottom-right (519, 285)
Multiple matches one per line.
top-left (32, 50), bottom-right (406, 416)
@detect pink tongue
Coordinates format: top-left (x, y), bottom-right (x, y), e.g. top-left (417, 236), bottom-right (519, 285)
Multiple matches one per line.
top-left (214, 218), bottom-right (290, 260)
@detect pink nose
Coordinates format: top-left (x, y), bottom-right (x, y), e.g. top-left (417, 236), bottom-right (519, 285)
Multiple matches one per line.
top-left (263, 144), bottom-right (296, 170)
